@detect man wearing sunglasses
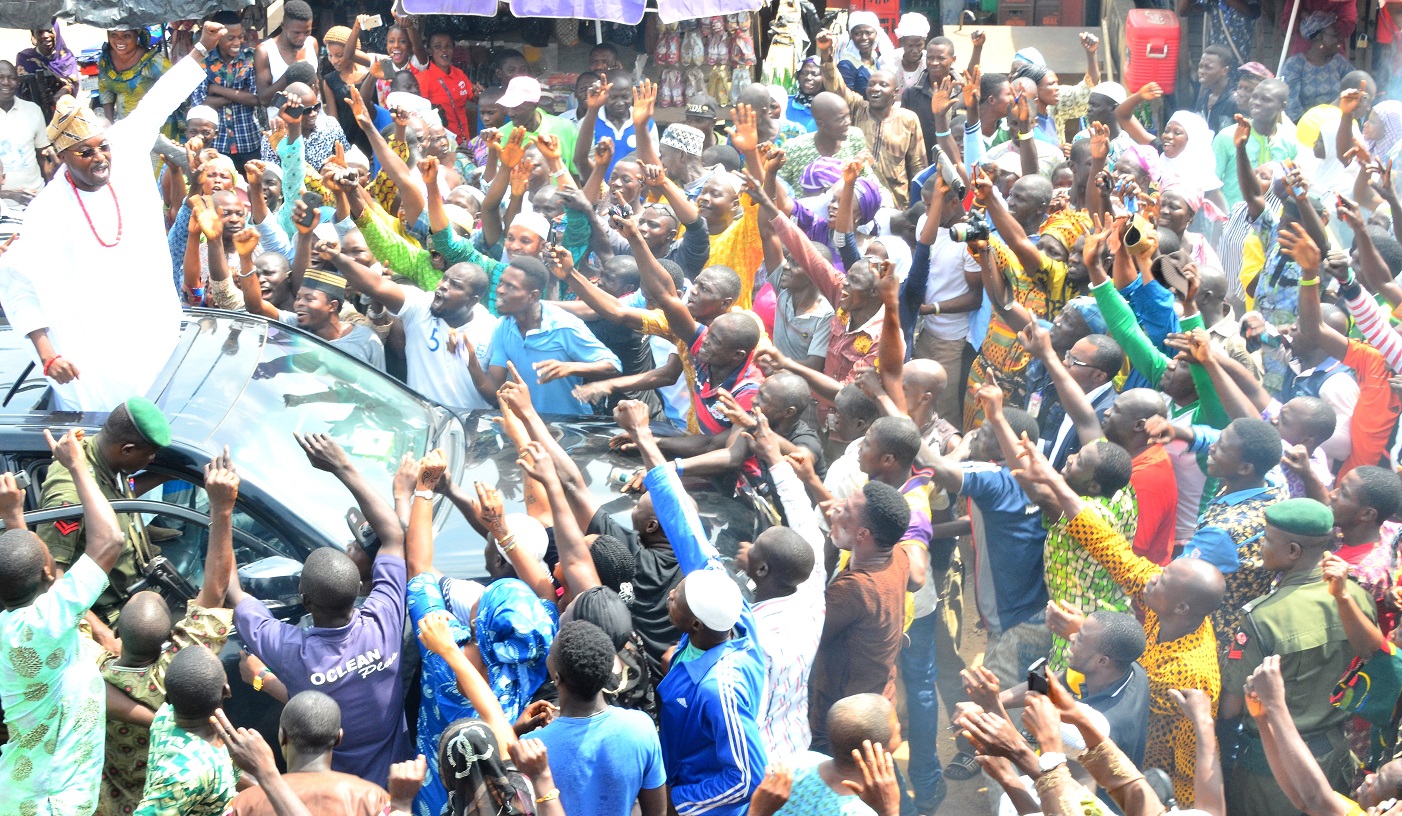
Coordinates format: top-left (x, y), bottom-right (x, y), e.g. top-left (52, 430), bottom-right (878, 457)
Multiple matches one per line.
top-left (0, 21), bottom-right (230, 412)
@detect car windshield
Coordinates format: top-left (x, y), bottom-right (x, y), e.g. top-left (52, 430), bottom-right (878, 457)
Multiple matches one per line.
top-left (156, 316), bottom-right (439, 544)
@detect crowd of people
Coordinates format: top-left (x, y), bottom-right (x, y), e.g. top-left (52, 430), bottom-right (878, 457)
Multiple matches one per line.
top-left (10, 3), bottom-right (1402, 816)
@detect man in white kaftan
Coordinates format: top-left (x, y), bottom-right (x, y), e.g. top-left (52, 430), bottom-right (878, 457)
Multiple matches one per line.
top-left (0, 23), bottom-right (230, 412)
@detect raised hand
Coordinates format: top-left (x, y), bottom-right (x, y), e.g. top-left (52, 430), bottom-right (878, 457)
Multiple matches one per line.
top-left (535, 133), bottom-right (561, 160)
top-left (971, 165), bottom-right (993, 206)
top-left (840, 742), bottom-right (900, 816)
top-left (194, 195), bottom-right (222, 240)
top-left (1322, 549), bottom-right (1351, 598)
top-left (592, 136), bottom-right (615, 169)
top-left (931, 75), bottom-right (955, 117)
top-left (1045, 598), bottom-right (1084, 638)
top-left (417, 448), bottom-right (447, 491)
top-left (731, 103), bottom-right (759, 154)
top-left (1168, 687), bottom-right (1214, 725)
top-left (1336, 195), bottom-right (1366, 232)
top-left (1019, 320), bottom-right (1054, 361)
top-left (1144, 414), bottom-right (1176, 446)
top-left (532, 358), bottom-right (574, 384)
top-left (418, 155), bottom-right (439, 187)
top-left (209, 709), bottom-right (277, 781)
top-left (313, 238), bottom-right (341, 263)
top-left (417, 610), bottom-right (458, 656)
top-left (716, 387), bottom-right (758, 430)
top-left (499, 128), bottom-right (528, 169)
top-left (872, 256), bottom-right (899, 306)
top-left (475, 481), bottom-right (507, 535)
top-left (1233, 114), bottom-right (1251, 149)
top-left (204, 452), bottom-right (240, 513)
top-left (1138, 81), bottom-right (1163, 101)
top-left (1278, 222), bottom-right (1321, 274)
top-left (294, 432), bottom-right (352, 474)
top-left (640, 163), bottom-right (668, 189)
top-left (198, 20), bottom-right (228, 53)
top-left (510, 158), bottom-right (534, 198)
top-left (388, 755), bottom-right (428, 813)
top-left (586, 80), bottom-right (613, 110)
top-left (291, 198), bottom-right (320, 235)
top-left (961, 66), bottom-right (982, 110)
top-left (1089, 121), bottom-right (1110, 162)
top-left (545, 245), bottom-right (573, 280)
top-left (633, 79), bottom-right (657, 128)
top-left (508, 738), bottom-right (553, 779)
top-left (1009, 90), bottom-right (1030, 131)
top-left (815, 31), bottom-right (833, 55)
top-left (785, 447), bottom-right (818, 484)
top-left (1244, 654), bottom-right (1287, 715)
top-left (1340, 87), bottom-right (1365, 118)
top-left (613, 399), bottom-right (651, 433)
top-left (1079, 31), bottom-right (1099, 52)
top-left (45, 428), bottom-right (85, 470)
top-left (748, 765), bottom-right (794, 816)
top-left (516, 440), bottom-right (558, 484)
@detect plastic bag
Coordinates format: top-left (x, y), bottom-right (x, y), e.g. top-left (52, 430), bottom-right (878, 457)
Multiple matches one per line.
top-left (681, 28), bottom-right (706, 66)
top-left (730, 66), bottom-right (752, 101)
top-left (660, 67), bottom-right (684, 107)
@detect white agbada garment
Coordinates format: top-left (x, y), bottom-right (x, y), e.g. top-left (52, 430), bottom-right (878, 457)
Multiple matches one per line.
top-left (0, 56), bottom-right (205, 412)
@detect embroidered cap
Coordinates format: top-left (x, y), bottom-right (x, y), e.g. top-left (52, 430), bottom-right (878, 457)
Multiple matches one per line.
top-left (47, 95), bottom-right (106, 154)
top-left (660, 124), bottom-right (705, 157)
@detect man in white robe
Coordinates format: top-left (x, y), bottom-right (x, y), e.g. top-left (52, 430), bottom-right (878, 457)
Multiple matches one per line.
top-left (0, 21), bottom-right (229, 412)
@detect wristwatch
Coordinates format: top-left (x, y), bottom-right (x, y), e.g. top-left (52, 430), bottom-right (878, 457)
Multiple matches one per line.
top-left (413, 489), bottom-right (435, 501)
top-left (1037, 751), bottom-right (1067, 775)
top-left (253, 667), bottom-right (273, 692)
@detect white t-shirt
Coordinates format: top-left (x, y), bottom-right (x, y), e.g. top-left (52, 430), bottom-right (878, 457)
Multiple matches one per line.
top-left (392, 288), bottom-right (497, 410)
top-left (919, 217), bottom-right (982, 341)
top-left (0, 98), bottom-right (50, 193)
top-left (649, 335), bottom-right (690, 430)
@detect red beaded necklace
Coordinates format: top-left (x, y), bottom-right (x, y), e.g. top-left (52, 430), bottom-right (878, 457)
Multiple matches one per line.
top-left (68, 173), bottom-right (122, 247)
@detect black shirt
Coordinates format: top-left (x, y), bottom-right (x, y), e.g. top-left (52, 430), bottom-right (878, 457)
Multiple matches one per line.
top-left (1072, 662), bottom-right (1150, 766)
top-left (587, 508), bottom-right (681, 672)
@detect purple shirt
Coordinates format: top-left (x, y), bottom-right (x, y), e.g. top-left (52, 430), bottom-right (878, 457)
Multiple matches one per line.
top-left (234, 555), bottom-right (411, 787)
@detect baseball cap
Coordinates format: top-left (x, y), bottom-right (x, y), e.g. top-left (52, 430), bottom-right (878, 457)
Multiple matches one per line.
top-left (686, 97), bottom-right (719, 119)
top-left (499, 76), bottom-right (542, 109)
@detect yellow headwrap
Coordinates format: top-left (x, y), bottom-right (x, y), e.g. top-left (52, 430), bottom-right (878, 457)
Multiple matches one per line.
top-left (47, 95), bottom-right (106, 155)
top-left (1038, 210), bottom-right (1092, 252)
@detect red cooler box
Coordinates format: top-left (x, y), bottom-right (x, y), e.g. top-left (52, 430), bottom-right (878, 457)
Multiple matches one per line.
top-left (1120, 8), bottom-right (1180, 94)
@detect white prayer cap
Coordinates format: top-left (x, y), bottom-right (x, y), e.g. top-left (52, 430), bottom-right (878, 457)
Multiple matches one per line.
top-left (1091, 81), bottom-right (1128, 105)
top-left (510, 211), bottom-right (551, 241)
top-left (385, 91), bottom-right (433, 115)
top-left (684, 569), bottom-right (743, 631)
top-left (345, 145), bottom-right (371, 170)
top-left (895, 13), bottom-right (930, 39)
top-left (495, 513), bottom-right (548, 563)
top-left (187, 105), bottom-right (219, 124)
top-left (260, 162), bottom-right (282, 181)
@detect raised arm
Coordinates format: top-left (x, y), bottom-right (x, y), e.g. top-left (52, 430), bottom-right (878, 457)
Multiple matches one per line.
top-left (1115, 83), bottom-right (1160, 145)
top-left (1020, 322), bottom-right (1105, 446)
top-left (616, 401), bottom-right (719, 575)
top-left (572, 79), bottom-right (611, 177)
top-left (1281, 224), bottom-right (1350, 361)
top-left (976, 167), bottom-right (1044, 275)
top-left (1323, 551), bottom-right (1390, 657)
top-left (295, 433), bottom-right (405, 560)
top-left (631, 78), bottom-right (660, 167)
top-left (516, 440), bottom-right (599, 607)
top-left (1247, 657), bottom-right (1357, 816)
top-left (198, 450), bottom-right (238, 609)
top-left (1232, 116), bottom-right (1267, 222)
top-left (619, 213), bottom-right (699, 341)
top-left (49, 429), bottom-right (123, 572)
top-left (418, 611), bottom-right (519, 754)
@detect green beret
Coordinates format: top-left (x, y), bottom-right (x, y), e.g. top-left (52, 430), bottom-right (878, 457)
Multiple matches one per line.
top-left (1264, 498), bottom-right (1334, 537)
top-left (124, 397), bottom-right (171, 448)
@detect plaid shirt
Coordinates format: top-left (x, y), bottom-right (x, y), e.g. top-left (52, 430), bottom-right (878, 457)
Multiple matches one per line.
top-left (191, 47), bottom-right (260, 155)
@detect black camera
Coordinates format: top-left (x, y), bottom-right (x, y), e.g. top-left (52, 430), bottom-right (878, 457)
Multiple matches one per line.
top-left (950, 208), bottom-right (990, 243)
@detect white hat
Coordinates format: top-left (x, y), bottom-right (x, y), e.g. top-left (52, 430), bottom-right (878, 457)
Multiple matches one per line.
top-left (385, 91), bottom-right (433, 115)
top-left (510, 211), bottom-right (551, 241)
top-left (186, 104), bottom-right (218, 124)
top-left (344, 145), bottom-right (371, 170)
top-left (894, 12), bottom-right (930, 39)
top-left (499, 76), bottom-right (542, 109)
top-left (684, 569), bottom-right (743, 631)
top-left (495, 513), bottom-right (548, 563)
top-left (260, 161), bottom-right (282, 181)
top-left (1092, 81), bottom-right (1128, 105)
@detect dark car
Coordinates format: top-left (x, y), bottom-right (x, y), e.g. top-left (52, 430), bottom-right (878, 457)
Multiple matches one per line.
top-left (0, 310), bottom-right (763, 751)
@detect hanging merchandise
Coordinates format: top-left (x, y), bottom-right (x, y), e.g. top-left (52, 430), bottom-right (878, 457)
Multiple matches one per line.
top-left (707, 28), bottom-right (730, 65)
top-left (684, 64), bottom-right (709, 100)
top-left (732, 26), bottom-right (756, 66)
top-left (657, 22), bottom-right (681, 66)
top-left (762, 0), bottom-right (808, 91)
top-left (730, 65), bottom-right (752, 99)
top-left (681, 24), bottom-right (706, 65)
top-left (708, 63), bottom-right (732, 105)
top-left (660, 67), bottom-right (685, 107)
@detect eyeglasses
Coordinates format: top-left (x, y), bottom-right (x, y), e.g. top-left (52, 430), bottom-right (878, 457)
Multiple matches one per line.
top-left (1064, 353), bottom-right (1093, 369)
top-left (72, 142), bottom-right (112, 160)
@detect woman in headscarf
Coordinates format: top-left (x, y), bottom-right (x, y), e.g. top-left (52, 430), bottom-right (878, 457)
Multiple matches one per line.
top-left (836, 11), bottom-right (895, 95)
top-left (98, 27), bottom-right (175, 138)
top-left (1281, 12), bottom-right (1354, 121)
top-left (893, 12), bottom-right (930, 92)
top-left (787, 157), bottom-right (883, 269)
top-left (766, 84), bottom-right (805, 144)
top-left (410, 576), bottom-right (559, 816)
top-left (1158, 178), bottom-right (1226, 273)
top-left (788, 58), bottom-right (823, 132)
top-left (438, 719), bottom-right (536, 816)
top-left (16, 19), bottom-right (79, 116)
top-left (1162, 111), bottom-right (1227, 212)
top-left (1012, 62), bottom-right (1063, 144)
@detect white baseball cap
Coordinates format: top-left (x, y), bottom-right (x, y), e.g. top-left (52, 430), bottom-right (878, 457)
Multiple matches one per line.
top-left (498, 76), bottom-right (542, 109)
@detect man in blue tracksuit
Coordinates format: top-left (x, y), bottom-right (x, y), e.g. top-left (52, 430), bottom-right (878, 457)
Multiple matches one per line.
top-left (615, 399), bottom-right (768, 816)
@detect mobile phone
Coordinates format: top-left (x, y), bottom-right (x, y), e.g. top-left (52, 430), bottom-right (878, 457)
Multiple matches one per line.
top-left (346, 507), bottom-right (381, 556)
top-left (363, 14), bottom-right (383, 28)
top-left (379, 56), bottom-right (396, 76)
top-left (271, 91), bottom-right (287, 110)
top-left (13, 470), bottom-right (30, 490)
top-left (1027, 657), bottom-right (1051, 695)
top-left (297, 192), bottom-right (322, 228)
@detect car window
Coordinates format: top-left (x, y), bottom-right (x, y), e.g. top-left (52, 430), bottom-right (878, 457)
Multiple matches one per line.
top-left (137, 480), bottom-right (298, 589)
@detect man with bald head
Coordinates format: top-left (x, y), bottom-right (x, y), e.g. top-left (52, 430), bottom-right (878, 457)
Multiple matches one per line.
top-left (818, 36), bottom-right (926, 207)
top-left (321, 227), bottom-right (498, 410)
top-left (0, 59), bottom-right (54, 196)
top-left (1015, 437), bottom-right (1224, 807)
top-left (0, 22), bottom-right (229, 411)
top-left (1102, 388), bottom-right (1179, 565)
top-left (778, 91), bottom-right (869, 191)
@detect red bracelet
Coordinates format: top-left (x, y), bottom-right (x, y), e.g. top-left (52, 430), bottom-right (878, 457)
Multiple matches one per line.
top-left (42, 356), bottom-right (62, 377)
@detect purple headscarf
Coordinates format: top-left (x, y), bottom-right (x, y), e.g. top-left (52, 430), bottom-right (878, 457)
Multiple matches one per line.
top-left (799, 156), bottom-right (845, 196)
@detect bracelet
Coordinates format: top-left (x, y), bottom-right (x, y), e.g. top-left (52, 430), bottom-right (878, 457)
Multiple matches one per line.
top-left (932, 302), bottom-right (941, 316)
top-left (237, 268), bottom-right (257, 279)
top-left (535, 790), bottom-right (560, 803)
top-left (1298, 277), bottom-right (1320, 287)
top-left (498, 533), bottom-right (518, 553)
top-left (192, 41), bottom-right (209, 57)
top-left (673, 457), bottom-right (685, 476)
top-left (1018, 130), bottom-right (1035, 141)
top-left (42, 356), bottom-right (63, 377)
top-left (934, 129), bottom-right (951, 138)
top-left (550, 169), bottom-right (567, 179)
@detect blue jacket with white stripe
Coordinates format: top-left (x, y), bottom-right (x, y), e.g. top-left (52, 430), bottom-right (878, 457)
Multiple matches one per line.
top-left (645, 464), bottom-right (768, 816)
